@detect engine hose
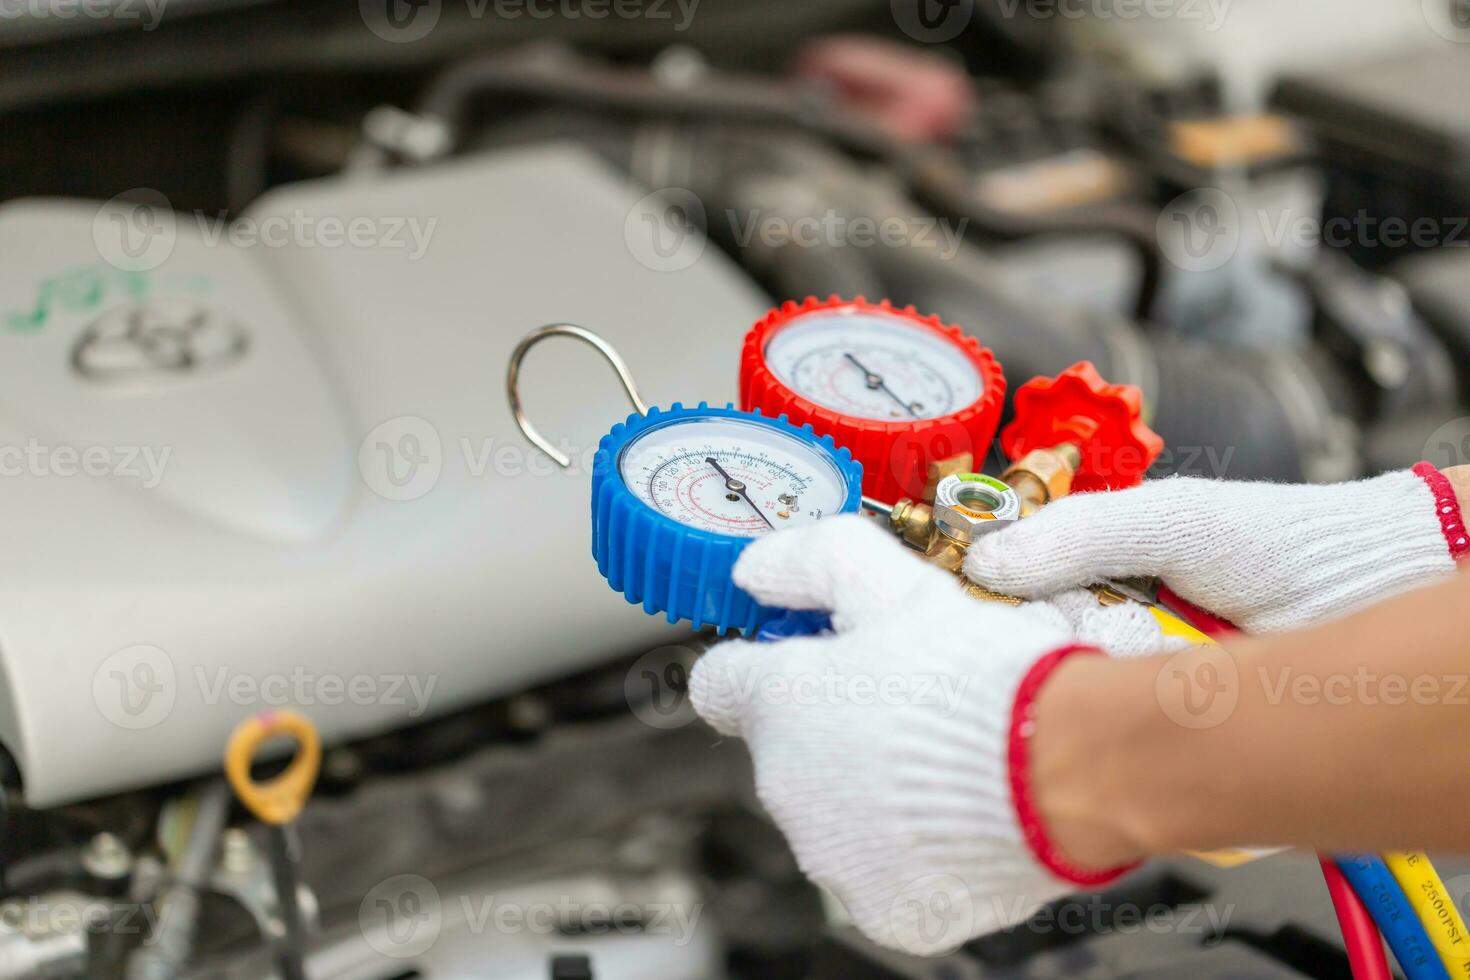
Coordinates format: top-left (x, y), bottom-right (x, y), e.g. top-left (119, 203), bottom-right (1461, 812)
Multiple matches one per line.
top-left (896, 147), bottom-right (1164, 321)
top-left (1321, 858), bottom-right (1396, 980)
top-left (1336, 855), bottom-right (1451, 980)
top-left (125, 781), bottom-right (232, 980)
top-left (869, 236), bottom-right (1357, 482)
top-left (1165, 598), bottom-right (1392, 980)
top-left (417, 48), bottom-right (1168, 318)
top-left (465, 108), bottom-right (1350, 483)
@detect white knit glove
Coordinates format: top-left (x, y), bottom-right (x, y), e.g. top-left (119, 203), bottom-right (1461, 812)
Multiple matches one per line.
top-left (1045, 587), bottom-right (1191, 658)
top-left (965, 464), bottom-right (1468, 634)
top-left (689, 515), bottom-right (1135, 956)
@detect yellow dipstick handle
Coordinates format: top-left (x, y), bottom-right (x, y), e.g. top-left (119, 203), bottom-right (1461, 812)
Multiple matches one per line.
top-left (225, 710), bottom-right (322, 826)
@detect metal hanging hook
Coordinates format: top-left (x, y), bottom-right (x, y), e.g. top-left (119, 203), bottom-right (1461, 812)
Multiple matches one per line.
top-left (507, 324), bottom-right (650, 468)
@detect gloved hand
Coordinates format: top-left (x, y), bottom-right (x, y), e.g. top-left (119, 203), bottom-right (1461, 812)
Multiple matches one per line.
top-left (965, 463), bottom-right (1469, 633)
top-left (688, 515), bottom-right (1138, 956)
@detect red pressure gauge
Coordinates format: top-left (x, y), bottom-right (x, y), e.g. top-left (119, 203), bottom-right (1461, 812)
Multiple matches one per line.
top-left (740, 296), bottom-right (1006, 504)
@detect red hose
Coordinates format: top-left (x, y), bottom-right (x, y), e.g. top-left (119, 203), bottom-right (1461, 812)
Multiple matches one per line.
top-left (1159, 588), bottom-right (1390, 980)
top-left (1319, 857), bottom-right (1394, 980)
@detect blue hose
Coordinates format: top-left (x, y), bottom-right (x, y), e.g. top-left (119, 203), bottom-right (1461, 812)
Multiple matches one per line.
top-left (1336, 854), bottom-right (1450, 980)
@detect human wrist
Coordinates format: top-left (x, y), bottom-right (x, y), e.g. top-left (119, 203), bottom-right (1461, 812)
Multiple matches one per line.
top-left (1023, 652), bottom-right (1150, 874)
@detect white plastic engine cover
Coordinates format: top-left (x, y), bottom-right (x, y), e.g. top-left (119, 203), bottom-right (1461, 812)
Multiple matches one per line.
top-left (0, 145), bottom-right (768, 806)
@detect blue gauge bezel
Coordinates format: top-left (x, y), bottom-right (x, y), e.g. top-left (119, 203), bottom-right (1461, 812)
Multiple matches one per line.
top-left (591, 402), bottom-right (863, 635)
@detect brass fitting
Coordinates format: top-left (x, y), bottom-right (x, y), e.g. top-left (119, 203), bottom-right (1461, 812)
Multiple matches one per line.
top-left (1001, 442), bottom-right (1081, 517)
top-left (921, 453), bottom-right (975, 503)
top-left (889, 498), bottom-right (936, 550)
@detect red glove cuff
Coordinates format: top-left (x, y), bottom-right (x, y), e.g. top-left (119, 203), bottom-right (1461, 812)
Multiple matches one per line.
top-left (1413, 462), bottom-right (1470, 561)
top-left (1007, 644), bottom-right (1141, 888)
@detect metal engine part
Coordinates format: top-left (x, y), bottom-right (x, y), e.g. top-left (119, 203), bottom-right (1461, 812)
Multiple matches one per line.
top-left (0, 143), bottom-right (769, 805)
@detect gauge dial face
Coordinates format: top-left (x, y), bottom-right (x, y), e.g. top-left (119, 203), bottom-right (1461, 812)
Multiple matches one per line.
top-left (763, 309), bottom-right (984, 421)
top-left (618, 417), bottom-right (850, 538)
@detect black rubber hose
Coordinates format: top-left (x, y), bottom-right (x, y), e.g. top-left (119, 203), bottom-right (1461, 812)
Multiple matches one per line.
top-left (418, 49), bottom-right (1165, 319)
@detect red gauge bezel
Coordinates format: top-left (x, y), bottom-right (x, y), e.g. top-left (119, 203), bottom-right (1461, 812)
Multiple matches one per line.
top-left (740, 295), bottom-right (1007, 505)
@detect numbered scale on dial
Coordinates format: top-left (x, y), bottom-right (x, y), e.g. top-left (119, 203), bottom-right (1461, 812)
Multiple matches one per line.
top-left (618, 414), bottom-right (853, 537)
top-left (741, 296), bottom-right (1006, 504)
top-left (594, 405), bottom-right (863, 635)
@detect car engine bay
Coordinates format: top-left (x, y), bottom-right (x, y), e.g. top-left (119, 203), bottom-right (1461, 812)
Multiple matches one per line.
top-left (3, 0), bottom-right (1470, 976)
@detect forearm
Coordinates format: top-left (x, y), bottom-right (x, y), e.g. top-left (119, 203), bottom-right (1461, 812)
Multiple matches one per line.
top-left (1035, 563), bottom-right (1470, 869)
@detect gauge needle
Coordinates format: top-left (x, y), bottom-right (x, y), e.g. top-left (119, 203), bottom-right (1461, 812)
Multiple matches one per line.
top-left (843, 352), bottom-right (920, 418)
top-left (705, 456), bottom-right (776, 530)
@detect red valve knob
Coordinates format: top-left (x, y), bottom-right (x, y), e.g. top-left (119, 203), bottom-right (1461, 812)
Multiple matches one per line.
top-left (1000, 361), bottom-right (1163, 491)
top-left (740, 296), bottom-right (1007, 504)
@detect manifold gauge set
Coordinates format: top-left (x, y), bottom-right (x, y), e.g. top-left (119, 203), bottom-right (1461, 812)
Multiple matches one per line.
top-left (508, 296), bottom-right (1204, 643)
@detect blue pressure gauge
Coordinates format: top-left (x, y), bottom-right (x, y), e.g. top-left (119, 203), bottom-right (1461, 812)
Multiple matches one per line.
top-left (592, 403), bottom-right (863, 635)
